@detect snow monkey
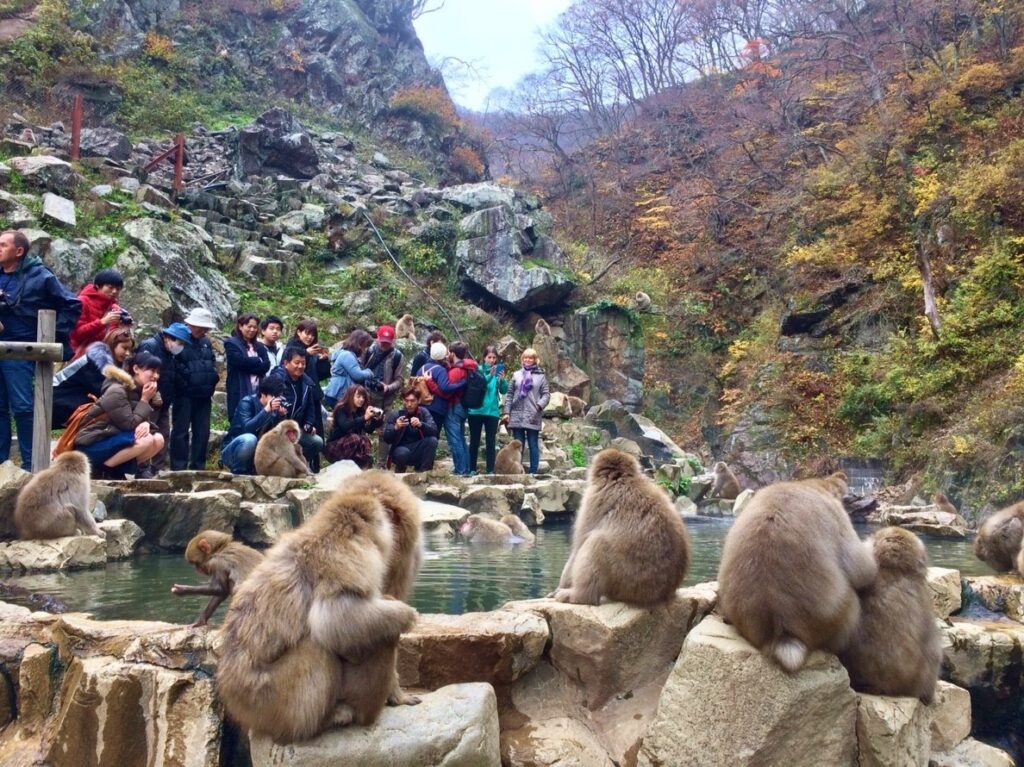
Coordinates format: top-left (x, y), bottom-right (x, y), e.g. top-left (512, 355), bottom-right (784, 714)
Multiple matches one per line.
top-left (500, 513), bottom-right (536, 543)
top-left (933, 492), bottom-right (959, 517)
top-left (171, 530), bottom-right (264, 626)
top-left (460, 514), bottom-right (519, 543)
top-left (710, 461), bottom-right (741, 500)
top-left (534, 317), bottom-right (551, 337)
top-left (718, 475), bottom-right (877, 672)
top-left (254, 419), bottom-right (311, 478)
top-left (974, 501), bottom-right (1024, 572)
top-left (216, 479), bottom-right (420, 743)
top-left (14, 451), bottom-right (102, 540)
top-left (839, 527), bottom-right (941, 703)
top-left (634, 291), bottom-right (652, 311)
top-left (394, 314), bottom-right (416, 341)
top-left (552, 448), bottom-right (690, 606)
top-left (494, 439), bottom-right (525, 475)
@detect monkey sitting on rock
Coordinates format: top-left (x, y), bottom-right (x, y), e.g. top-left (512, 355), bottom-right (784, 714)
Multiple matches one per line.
top-left (710, 461), bottom-right (741, 500)
top-left (494, 439), bottom-right (525, 475)
top-left (14, 451), bottom-right (103, 540)
top-left (171, 530), bottom-right (264, 627)
top-left (254, 419), bottom-right (312, 478)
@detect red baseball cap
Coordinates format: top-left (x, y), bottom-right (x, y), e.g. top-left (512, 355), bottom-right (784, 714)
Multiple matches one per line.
top-left (377, 325), bottom-right (396, 342)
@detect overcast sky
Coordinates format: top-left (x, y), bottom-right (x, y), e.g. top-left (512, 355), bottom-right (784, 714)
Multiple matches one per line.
top-left (413, 0), bottom-right (573, 112)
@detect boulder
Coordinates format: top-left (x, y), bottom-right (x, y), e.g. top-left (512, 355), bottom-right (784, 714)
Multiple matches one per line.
top-left (234, 474), bottom-right (308, 503)
top-left (248, 683), bottom-right (500, 767)
top-left (78, 127), bottom-right (131, 161)
top-left (609, 437), bottom-right (643, 458)
top-left (507, 583), bottom-right (718, 711)
top-left (0, 536), bottom-right (106, 572)
top-left (97, 519), bottom-right (144, 560)
top-left (122, 218), bottom-right (238, 327)
top-left (313, 460), bottom-right (361, 491)
top-left (574, 304), bottom-right (645, 411)
top-left (733, 488), bottom-right (756, 515)
top-left (285, 488), bottom-right (334, 524)
top-left (8, 155), bottom-right (77, 192)
top-left (424, 484), bottom-right (461, 504)
top-left (456, 234), bottom-right (575, 313)
top-left (50, 614), bottom-right (211, 670)
top-left (234, 109), bottom-right (320, 179)
top-left (941, 619), bottom-right (1024, 699)
top-left (237, 502), bottom-right (294, 546)
top-left (855, 694), bottom-right (931, 767)
top-left (17, 643), bottom-right (58, 732)
top-left (584, 400), bottom-right (683, 464)
top-left (930, 738), bottom-right (1015, 767)
top-left (520, 492), bottom-right (543, 525)
top-left (675, 496), bottom-right (698, 516)
top-left (398, 610), bottom-right (549, 691)
top-left (963, 575), bottom-right (1024, 622)
top-left (533, 334), bottom-right (591, 401)
top-left (120, 490), bottom-right (242, 549)
top-left (928, 567), bottom-right (962, 619)
top-left (41, 192), bottom-right (76, 227)
top-left (460, 485), bottom-right (524, 518)
top-left (638, 615), bottom-right (857, 767)
top-left (525, 478), bottom-right (584, 516)
top-left (442, 183), bottom-right (516, 210)
top-left (929, 681), bottom-right (971, 752)
top-left (40, 656), bottom-right (221, 767)
top-left (544, 391), bottom-right (573, 418)
top-left (112, 246), bottom-right (173, 330)
top-left (418, 499), bottom-right (467, 529)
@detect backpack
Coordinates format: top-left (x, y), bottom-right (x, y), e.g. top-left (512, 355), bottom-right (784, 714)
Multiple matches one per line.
top-left (461, 367), bottom-right (488, 410)
top-left (408, 376), bottom-right (434, 405)
top-left (52, 397), bottom-right (105, 458)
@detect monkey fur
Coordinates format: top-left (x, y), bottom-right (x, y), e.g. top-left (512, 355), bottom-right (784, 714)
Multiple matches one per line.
top-left (394, 314), bottom-right (416, 341)
top-left (839, 527), bottom-right (941, 703)
top-left (460, 514), bottom-right (533, 544)
top-left (932, 492), bottom-right (959, 518)
top-left (710, 461), bottom-right (741, 500)
top-left (14, 451), bottom-right (102, 540)
top-left (216, 481), bottom-right (419, 743)
top-left (254, 419), bottom-right (311, 478)
top-left (494, 439), bottom-right (525, 475)
top-left (718, 475), bottom-right (877, 673)
top-left (534, 318), bottom-right (551, 337)
top-left (974, 501), bottom-right (1024, 572)
top-left (801, 471), bottom-right (849, 501)
top-left (171, 530), bottom-right (264, 626)
top-left (552, 449), bottom-right (690, 606)
top-left (500, 514), bottom-right (536, 543)
top-left (633, 291), bottom-right (652, 312)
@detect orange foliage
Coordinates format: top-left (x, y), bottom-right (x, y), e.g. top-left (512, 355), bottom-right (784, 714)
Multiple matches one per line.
top-left (388, 85), bottom-right (459, 132)
top-left (450, 145), bottom-right (485, 182)
top-left (143, 32), bottom-right (175, 62)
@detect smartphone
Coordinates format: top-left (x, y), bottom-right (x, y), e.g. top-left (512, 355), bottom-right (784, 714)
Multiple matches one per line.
top-left (494, 363), bottom-right (505, 375)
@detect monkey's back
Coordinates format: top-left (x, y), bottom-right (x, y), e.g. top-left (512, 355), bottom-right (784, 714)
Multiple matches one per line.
top-left (719, 483), bottom-right (862, 653)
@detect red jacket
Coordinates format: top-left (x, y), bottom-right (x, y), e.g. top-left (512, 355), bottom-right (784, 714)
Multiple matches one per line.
top-left (446, 358), bottom-right (476, 403)
top-left (70, 284), bottom-right (122, 355)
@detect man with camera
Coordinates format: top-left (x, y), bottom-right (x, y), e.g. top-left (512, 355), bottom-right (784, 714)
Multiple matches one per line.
top-left (382, 387), bottom-right (438, 472)
top-left (0, 229), bottom-right (82, 471)
top-left (359, 323), bottom-right (405, 467)
top-left (220, 376), bottom-right (288, 474)
top-left (266, 346), bottom-right (324, 467)
top-left (70, 269), bottom-right (131, 356)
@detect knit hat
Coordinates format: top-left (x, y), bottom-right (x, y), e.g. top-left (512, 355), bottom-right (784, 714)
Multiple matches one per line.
top-left (430, 341), bottom-right (448, 360)
top-left (376, 325), bottom-right (396, 342)
top-left (183, 307), bottom-right (217, 329)
top-left (160, 322), bottom-right (191, 344)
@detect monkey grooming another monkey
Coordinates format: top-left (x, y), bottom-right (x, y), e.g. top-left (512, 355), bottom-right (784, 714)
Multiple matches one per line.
top-left (14, 451), bottom-right (103, 540)
top-left (839, 527), bottom-right (941, 703)
top-left (171, 530), bottom-right (264, 626)
top-left (394, 314), bottom-right (416, 341)
top-left (494, 439), bottom-right (525, 475)
top-left (500, 514), bottom-right (536, 543)
top-left (551, 449), bottom-right (690, 606)
top-left (216, 483), bottom-right (419, 743)
top-left (254, 419), bottom-right (312, 478)
top-left (710, 461), bottom-right (741, 500)
top-left (974, 501), bottom-right (1024, 572)
top-left (718, 476), bottom-right (877, 673)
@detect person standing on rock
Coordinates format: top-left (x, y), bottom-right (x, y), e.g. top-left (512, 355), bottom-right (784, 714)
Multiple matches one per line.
top-left (224, 312), bottom-right (270, 422)
top-left (0, 229), bottom-right (82, 471)
top-left (468, 345), bottom-right (508, 474)
top-left (69, 268), bottom-right (129, 356)
top-left (284, 319), bottom-right (330, 468)
top-left (420, 341), bottom-right (470, 476)
top-left (502, 348), bottom-right (549, 475)
top-left (136, 322), bottom-right (190, 478)
top-left (359, 324), bottom-right (404, 467)
top-left (257, 315), bottom-right (285, 368)
top-left (170, 308), bottom-right (219, 471)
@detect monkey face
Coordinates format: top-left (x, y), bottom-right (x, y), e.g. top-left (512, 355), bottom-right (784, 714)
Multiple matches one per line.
top-left (287, 429), bottom-right (299, 443)
top-left (459, 517), bottom-right (477, 536)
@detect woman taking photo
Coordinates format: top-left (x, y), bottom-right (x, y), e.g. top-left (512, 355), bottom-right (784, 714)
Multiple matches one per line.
top-left (324, 328), bottom-right (377, 409)
top-left (468, 345), bottom-right (508, 474)
top-left (224, 312), bottom-right (271, 422)
top-left (74, 350), bottom-right (166, 479)
top-left (52, 327), bottom-right (135, 426)
top-left (502, 348), bottom-right (550, 475)
top-left (324, 384), bottom-right (383, 468)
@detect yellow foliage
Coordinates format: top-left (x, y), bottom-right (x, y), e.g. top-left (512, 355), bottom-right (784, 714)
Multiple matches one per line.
top-left (449, 145), bottom-right (484, 182)
top-left (911, 173), bottom-right (943, 217)
top-left (143, 31), bottom-right (174, 62)
top-left (389, 86), bottom-right (459, 132)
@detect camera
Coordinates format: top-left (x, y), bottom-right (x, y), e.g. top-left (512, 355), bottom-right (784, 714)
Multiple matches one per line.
top-left (0, 290), bottom-right (13, 309)
top-left (119, 310), bottom-right (134, 326)
top-left (278, 399), bottom-right (292, 409)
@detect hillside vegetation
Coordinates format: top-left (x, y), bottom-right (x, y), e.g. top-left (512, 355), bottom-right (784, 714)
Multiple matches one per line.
top-left (504, 2), bottom-right (1024, 512)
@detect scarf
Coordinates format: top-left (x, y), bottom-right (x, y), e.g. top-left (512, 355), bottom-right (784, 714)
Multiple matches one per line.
top-left (516, 365), bottom-right (535, 401)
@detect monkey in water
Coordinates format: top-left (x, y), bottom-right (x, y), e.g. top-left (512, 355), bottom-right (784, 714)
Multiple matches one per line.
top-left (974, 501), bottom-right (1024, 573)
top-left (500, 513), bottom-right (535, 543)
top-left (394, 314), bottom-right (416, 341)
top-left (718, 475), bottom-right (877, 673)
top-left (216, 482), bottom-right (419, 743)
top-left (710, 461), bottom-right (741, 500)
top-left (14, 451), bottom-right (103, 540)
top-left (254, 419), bottom-right (312, 478)
top-left (460, 514), bottom-right (533, 544)
top-left (552, 449), bottom-right (690, 606)
top-left (494, 439), bottom-right (525, 475)
top-left (839, 527), bottom-right (941, 703)
top-left (171, 530), bottom-right (264, 627)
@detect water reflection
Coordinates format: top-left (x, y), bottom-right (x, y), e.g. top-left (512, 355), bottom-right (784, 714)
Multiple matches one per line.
top-left (0, 518), bottom-right (993, 623)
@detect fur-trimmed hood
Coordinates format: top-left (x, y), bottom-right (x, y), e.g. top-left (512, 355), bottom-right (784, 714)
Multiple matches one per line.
top-left (101, 365), bottom-right (135, 390)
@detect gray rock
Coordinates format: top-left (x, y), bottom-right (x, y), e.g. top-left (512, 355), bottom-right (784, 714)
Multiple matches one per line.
top-left (371, 151), bottom-right (392, 168)
top-left (115, 177), bottom-right (140, 193)
top-left (442, 183), bottom-right (516, 210)
top-left (237, 503), bottom-right (294, 546)
top-left (113, 246), bottom-right (173, 330)
top-left (8, 155), bottom-right (78, 192)
top-left (574, 304), bottom-right (645, 411)
top-left (233, 109), bottom-right (320, 179)
top-left (41, 192), bottom-right (76, 227)
top-left (0, 535), bottom-right (107, 572)
top-left (584, 401), bottom-right (683, 464)
top-left (134, 184), bottom-right (174, 209)
top-left (340, 289), bottom-right (375, 315)
top-left (98, 519), bottom-right (144, 560)
top-left (79, 127), bottom-right (132, 161)
top-left (120, 490), bottom-right (242, 549)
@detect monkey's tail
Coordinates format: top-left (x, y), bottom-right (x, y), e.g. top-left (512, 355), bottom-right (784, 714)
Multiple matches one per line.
top-left (771, 636), bottom-right (807, 673)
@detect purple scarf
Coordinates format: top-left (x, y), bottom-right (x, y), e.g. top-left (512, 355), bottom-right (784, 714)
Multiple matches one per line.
top-left (516, 366), bottom-right (535, 401)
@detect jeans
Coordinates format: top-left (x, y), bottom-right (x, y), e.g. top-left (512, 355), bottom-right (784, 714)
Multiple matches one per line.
top-left (221, 433), bottom-right (258, 475)
top-left (170, 396), bottom-right (212, 470)
top-left (0, 359), bottom-right (35, 470)
top-left (513, 427), bottom-right (540, 474)
top-left (468, 414), bottom-right (498, 473)
top-left (392, 436), bottom-right (438, 472)
top-left (444, 403), bottom-right (469, 475)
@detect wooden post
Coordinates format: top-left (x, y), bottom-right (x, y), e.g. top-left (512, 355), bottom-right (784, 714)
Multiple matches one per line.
top-left (70, 94), bottom-right (83, 162)
top-left (32, 310), bottom-right (56, 473)
top-left (173, 132), bottom-right (184, 195)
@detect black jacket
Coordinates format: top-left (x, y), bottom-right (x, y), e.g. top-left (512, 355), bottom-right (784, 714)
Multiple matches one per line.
top-left (328, 406), bottom-right (381, 441)
top-left (138, 333), bottom-right (178, 406)
top-left (382, 407), bottom-right (437, 448)
top-left (174, 334), bottom-right (218, 399)
top-left (224, 334), bottom-right (271, 420)
top-left (267, 366), bottom-right (318, 431)
top-left (284, 338), bottom-right (330, 388)
top-left (224, 393), bottom-right (282, 443)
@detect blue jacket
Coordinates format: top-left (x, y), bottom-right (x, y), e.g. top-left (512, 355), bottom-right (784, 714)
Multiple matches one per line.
top-left (267, 366), bottom-right (318, 432)
top-left (224, 334), bottom-right (271, 420)
top-left (324, 348), bottom-right (374, 404)
top-left (224, 393), bottom-right (282, 443)
top-left (0, 256), bottom-right (82, 347)
top-left (419, 361), bottom-right (465, 419)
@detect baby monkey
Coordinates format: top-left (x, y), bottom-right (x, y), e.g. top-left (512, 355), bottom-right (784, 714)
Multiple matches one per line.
top-left (171, 530), bottom-right (264, 626)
